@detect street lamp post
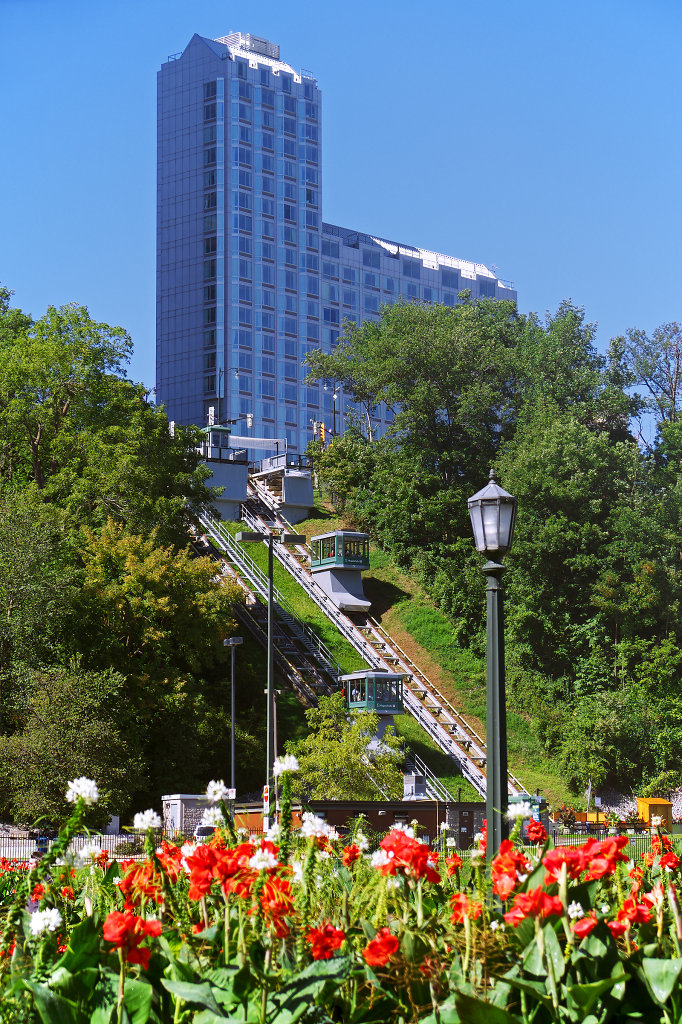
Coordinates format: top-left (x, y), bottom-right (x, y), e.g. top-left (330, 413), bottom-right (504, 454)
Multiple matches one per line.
top-left (223, 636), bottom-right (243, 792)
top-left (467, 470), bottom-right (517, 859)
top-left (236, 530), bottom-right (306, 828)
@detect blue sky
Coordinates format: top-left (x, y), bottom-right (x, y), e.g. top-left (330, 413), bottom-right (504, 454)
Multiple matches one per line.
top-left (1, 0), bottom-right (680, 410)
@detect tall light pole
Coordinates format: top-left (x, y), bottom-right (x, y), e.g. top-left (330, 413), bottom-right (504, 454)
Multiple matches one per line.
top-left (223, 636), bottom-right (243, 792)
top-left (236, 530), bottom-right (306, 828)
top-left (467, 470), bottom-right (517, 860)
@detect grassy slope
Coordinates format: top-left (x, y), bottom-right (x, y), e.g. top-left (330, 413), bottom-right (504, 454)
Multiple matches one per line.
top-left (294, 500), bottom-right (573, 808)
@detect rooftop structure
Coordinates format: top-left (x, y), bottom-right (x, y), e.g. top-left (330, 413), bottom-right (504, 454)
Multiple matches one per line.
top-left (156, 32), bottom-right (517, 452)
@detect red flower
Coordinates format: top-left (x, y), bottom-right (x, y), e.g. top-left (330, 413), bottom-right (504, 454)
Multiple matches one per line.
top-left (450, 893), bottom-right (483, 924)
top-left (571, 911), bottom-right (598, 938)
top-left (584, 836), bottom-right (629, 880)
top-left (542, 845), bottom-right (588, 885)
top-left (660, 851), bottom-right (681, 873)
top-left (61, 886), bottom-right (75, 901)
top-left (525, 820), bottom-right (547, 844)
top-left (259, 876), bottom-right (294, 937)
top-left (30, 883), bottom-right (45, 902)
top-left (504, 887), bottom-right (563, 927)
top-left (117, 861), bottom-right (164, 910)
top-left (185, 844), bottom-right (219, 901)
top-left (445, 852), bottom-right (463, 876)
top-left (621, 897), bottom-right (651, 925)
top-left (376, 830), bottom-right (439, 882)
top-left (103, 911), bottom-right (162, 970)
top-left (362, 927), bottom-right (399, 967)
top-left (491, 840), bottom-right (531, 901)
top-left (95, 850), bottom-right (109, 869)
top-left (306, 922), bottom-right (346, 960)
top-left (342, 845), bottom-right (361, 867)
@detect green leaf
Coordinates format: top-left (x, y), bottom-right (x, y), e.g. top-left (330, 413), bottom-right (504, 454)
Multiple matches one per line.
top-left (543, 921), bottom-right (565, 980)
top-left (502, 975), bottom-right (552, 1010)
top-left (161, 980), bottom-right (223, 1016)
top-left (56, 917), bottom-right (102, 974)
top-left (640, 957), bottom-right (682, 1006)
top-left (454, 991), bottom-right (522, 1024)
top-left (23, 980), bottom-right (79, 1024)
top-left (123, 978), bottom-right (154, 1024)
top-left (565, 973), bottom-right (628, 1016)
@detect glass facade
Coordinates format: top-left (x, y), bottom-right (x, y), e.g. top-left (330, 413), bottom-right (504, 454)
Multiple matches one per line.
top-left (156, 33), bottom-right (517, 452)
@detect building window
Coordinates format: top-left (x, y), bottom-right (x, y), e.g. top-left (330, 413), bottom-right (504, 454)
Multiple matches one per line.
top-left (443, 292), bottom-right (456, 307)
top-left (441, 269), bottom-right (459, 290)
top-left (423, 287), bottom-right (433, 302)
top-left (204, 81), bottom-right (217, 100)
top-left (204, 170), bottom-right (216, 188)
top-left (204, 329), bottom-right (216, 348)
top-left (238, 236), bottom-right (252, 256)
top-left (203, 308), bottom-right (216, 324)
top-left (238, 169), bottom-right (252, 188)
top-left (283, 94), bottom-right (296, 113)
top-left (238, 103), bottom-right (251, 122)
top-left (305, 101), bottom-right (318, 120)
top-left (479, 279), bottom-right (496, 298)
top-left (239, 125), bottom-right (252, 143)
top-left (204, 102), bottom-right (217, 121)
top-left (204, 284), bottom-right (216, 302)
top-left (203, 352), bottom-right (216, 369)
top-left (262, 87), bottom-right (274, 107)
top-left (262, 289), bottom-right (275, 308)
top-left (307, 323), bottom-right (319, 341)
top-left (204, 375), bottom-right (216, 394)
top-left (364, 295), bottom-right (380, 314)
top-left (239, 259), bottom-right (252, 280)
top-left (239, 284), bottom-right (252, 303)
top-left (236, 214), bottom-right (252, 232)
top-left (262, 242), bottom-right (275, 260)
top-left (262, 110), bottom-right (274, 130)
top-left (236, 147), bottom-right (252, 166)
top-left (239, 307), bottom-right (252, 326)
top-left (363, 272), bottom-right (378, 289)
top-left (262, 356), bottom-right (275, 375)
top-left (262, 154), bottom-right (275, 173)
top-left (204, 237), bottom-right (217, 255)
top-left (238, 81), bottom-right (252, 101)
top-left (204, 192), bottom-right (217, 211)
top-left (363, 250), bottom-right (380, 269)
top-left (402, 259), bottom-right (420, 279)
top-left (237, 60), bottom-right (247, 79)
top-left (262, 131), bottom-right (274, 151)
top-left (283, 161), bottom-right (296, 179)
top-left (262, 334), bottom-right (275, 353)
top-left (323, 307), bottom-right (339, 325)
top-left (204, 125), bottom-right (217, 144)
top-left (261, 174), bottom-right (274, 194)
top-left (239, 374), bottom-right (251, 393)
top-left (284, 203), bottom-right (296, 222)
top-left (204, 148), bottom-right (217, 166)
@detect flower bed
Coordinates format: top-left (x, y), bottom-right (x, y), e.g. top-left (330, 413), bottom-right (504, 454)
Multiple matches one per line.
top-left (2, 774), bottom-right (682, 1023)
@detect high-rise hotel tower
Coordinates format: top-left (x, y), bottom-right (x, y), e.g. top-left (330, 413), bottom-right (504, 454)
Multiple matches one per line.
top-left (156, 32), bottom-right (516, 452)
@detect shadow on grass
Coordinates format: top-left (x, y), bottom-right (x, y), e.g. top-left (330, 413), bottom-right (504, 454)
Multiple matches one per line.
top-left (363, 577), bottom-right (410, 618)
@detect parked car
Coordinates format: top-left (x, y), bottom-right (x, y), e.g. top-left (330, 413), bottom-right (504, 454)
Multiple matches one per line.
top-left (193, 824), bottom-right (216, 844)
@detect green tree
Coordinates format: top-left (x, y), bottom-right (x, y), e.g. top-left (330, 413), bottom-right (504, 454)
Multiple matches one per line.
top-left (289, 692), bottom-right (404, 800)
top-left (0, 291), bottom-right (216, 546)
top-left (0, 663), bottom-right (144, 829)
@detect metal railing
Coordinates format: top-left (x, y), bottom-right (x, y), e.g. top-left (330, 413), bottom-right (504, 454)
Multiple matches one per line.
top-left (199, 510), bottom-right (342, 681)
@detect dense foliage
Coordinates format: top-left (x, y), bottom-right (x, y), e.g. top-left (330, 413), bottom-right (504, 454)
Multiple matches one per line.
top-left (0, 286), bottom-right (251, 822)
top-left (307, 298), bottom-right (682, 797)
top-left (4, 774), bottom-right (682, 1023)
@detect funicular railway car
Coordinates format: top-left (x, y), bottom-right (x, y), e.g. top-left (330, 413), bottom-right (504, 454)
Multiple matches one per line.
top-left (310, 532), bottom-right (371, 612)
top-left (340, 671), bottom-right (405, 715)
top-left (310, 532), bottom-right (370, 570)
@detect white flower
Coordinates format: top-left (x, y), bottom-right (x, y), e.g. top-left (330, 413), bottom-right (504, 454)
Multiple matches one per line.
top-left (391, 823), bottom-right (415, 838)
top-left (652, 816), bottom-right (662, 827)
top-left (506, 803), bottom-right (531, 821)
top-left (440, 821), bottom-right (449, 832)
top-left (266, 822), bottom-right (281, 841)
top-left (273, 754), bottom-right (299, 776)
top-left (65, 777), bottom-right (99, 806)
top-left (30, 908), bottom-right (62, 936)
top-left (517, 873), bottom-right (528, 884)
top-left (201, 806), bottom-right (225, 827)
top-left (387, 878), bottom-right (401, 890)
top-left (567, 901), bottom-right (584, 920)
top-left (112, 876), bottom-right (122, 886)
top-left (318, 849), bottom-right (331, 860)
top-left (205, 780), bottom-right (230, 804)
top-left (133, 810), bottom-right (161, 831)
top-left (237, 827), bottom-right (249, 839)
top-left (370, 849), bottom-right (392, 870)
top-left (474, 832), bottom-right (484, 843)
top-left (300, 812), bottom-right (338, 841)
top-left (180, 841), bottom-right (196, 858)
top-left (72, 842), bottom-right (103, 866)
top-left (249, 849), bottom-right (279, 872)
top-left (446, 838), bottom-right (457, 848)
top-left (600, 903), bottom-right (610, 914)
top-left (291, 859), bottom-right (304, 884)
top-left (490, 920), bottom-right (505, 932)
top-left (355, 831), bottom-right (369, 851)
